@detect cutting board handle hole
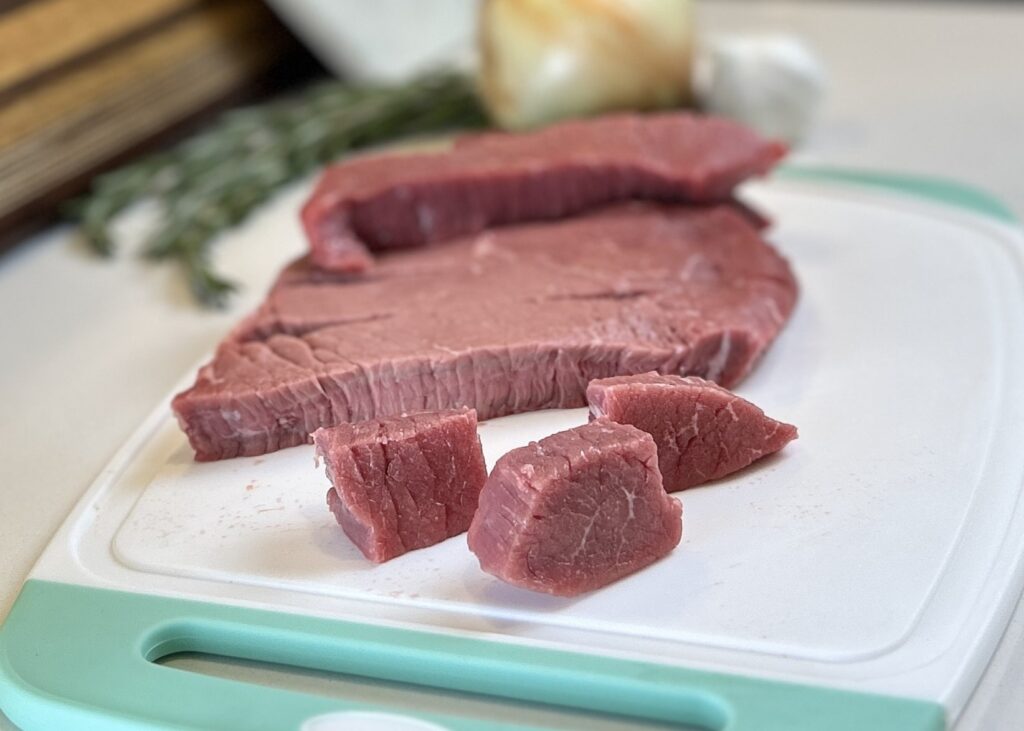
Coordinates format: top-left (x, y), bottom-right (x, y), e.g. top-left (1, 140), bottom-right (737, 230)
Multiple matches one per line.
top-left (142, 620), bottom-right (730, 730)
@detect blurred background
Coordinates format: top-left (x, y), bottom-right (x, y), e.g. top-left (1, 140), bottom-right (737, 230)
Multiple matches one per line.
top-left (0, 0), bottom-right (1021, 257)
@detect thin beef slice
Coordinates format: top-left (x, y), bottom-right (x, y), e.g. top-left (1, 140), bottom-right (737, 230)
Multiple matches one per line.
top-left (302, 112), bottom-right (785, 271)
top-left (173, 203), bottom-right (797, 461)
top-left (468, 420), bottom-right (682, 597)
top-left (313, 408), bottom-right (487, 563)
top-left (587, 373), bottom-right (798, 491)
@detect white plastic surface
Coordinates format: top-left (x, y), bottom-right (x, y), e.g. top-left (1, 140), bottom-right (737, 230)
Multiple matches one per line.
top-left (31, 182), bottom-right (1024, 718)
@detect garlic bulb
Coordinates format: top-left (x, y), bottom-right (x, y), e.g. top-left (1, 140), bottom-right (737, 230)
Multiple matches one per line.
top-left (478, 0), bottom-right (695, 130)
top-left (695, 35), bottom-right (826, 144)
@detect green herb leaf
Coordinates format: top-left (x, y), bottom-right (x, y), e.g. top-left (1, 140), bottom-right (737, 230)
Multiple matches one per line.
top-left (70, 71), bottom-right (488, 307)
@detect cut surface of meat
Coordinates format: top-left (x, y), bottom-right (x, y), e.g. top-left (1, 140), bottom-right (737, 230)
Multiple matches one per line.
top-left (313, 408), bottom-right (487, 563)
top-left (467, 420), bottom-right (682, 597)
top-left (587, 373), bottom-right (798, 491)
top-left (302, 112), bottom-right (785, 271)
top-left (173, 203), bottom-right (798, 461)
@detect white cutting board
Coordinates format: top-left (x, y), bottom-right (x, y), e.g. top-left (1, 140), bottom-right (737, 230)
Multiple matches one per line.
top-left (3, 171), bottom-right (1023, 731)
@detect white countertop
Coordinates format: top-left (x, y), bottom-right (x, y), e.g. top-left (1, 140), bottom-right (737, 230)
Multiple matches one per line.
top-left (2, 2), bottom-right (1023, 728)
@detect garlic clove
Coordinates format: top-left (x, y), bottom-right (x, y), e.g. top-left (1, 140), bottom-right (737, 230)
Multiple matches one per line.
top-left (695, 34), bottom-right (826, 145)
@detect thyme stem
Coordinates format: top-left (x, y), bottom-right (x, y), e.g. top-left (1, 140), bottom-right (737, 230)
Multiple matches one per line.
top-left (71, 71), bottom-right (487, 307)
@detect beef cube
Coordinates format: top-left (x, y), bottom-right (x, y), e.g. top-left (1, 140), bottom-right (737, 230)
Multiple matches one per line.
top-left (587, 373), bottom-right (797, 491)
top-left (468, 421), bottom-right (682, 596)
top-left (314, 408), bottom-right (487, 563)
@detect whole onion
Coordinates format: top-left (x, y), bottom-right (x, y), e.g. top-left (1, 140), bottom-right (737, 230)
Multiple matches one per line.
top-left (478, 0), bottom-right (695, 130)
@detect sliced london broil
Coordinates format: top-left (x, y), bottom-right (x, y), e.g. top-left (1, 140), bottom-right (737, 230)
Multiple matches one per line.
top-left (468, 421), bottom-right (682, 597)
top-left (313, 408), bottom-right (487, 563)
top-left (173, 204), bottom-right (797, 461)
top-left (587, 373), bottom-right (798, 491)
top-left (301, 112), bottom-right (785, 271)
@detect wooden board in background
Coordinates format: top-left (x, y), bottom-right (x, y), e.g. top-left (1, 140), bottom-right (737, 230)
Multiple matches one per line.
top-left (0, 0), bottom-right (319, 246)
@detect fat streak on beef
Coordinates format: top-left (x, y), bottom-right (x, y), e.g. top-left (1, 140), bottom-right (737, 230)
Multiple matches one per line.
top-left (467, 420), bottom-right (682, 597)
top-left (301, 112), bottom-right (785, 272)
top-left (587, 373), bottom-right (798, 491)
top-left (172, 203), bottom-right (798, 461)
top-left (313, 408), bottom-right (487, 563)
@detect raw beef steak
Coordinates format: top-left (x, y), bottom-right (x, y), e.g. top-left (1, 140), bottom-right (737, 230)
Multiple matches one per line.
top-left (173, 203), bottom-right (797, 461)
top-left (313, 408), bottom-right (487, 563)
top-left (302, 112), bottom-right (785, 271)
top-left (587, 373), bottom-right (798, 491)
top-left (467, 421), bottom-right (682, 597)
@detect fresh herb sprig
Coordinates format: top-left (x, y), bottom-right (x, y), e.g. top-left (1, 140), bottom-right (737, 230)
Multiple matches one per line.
top-left (70, 71), bottom-right (488, 307)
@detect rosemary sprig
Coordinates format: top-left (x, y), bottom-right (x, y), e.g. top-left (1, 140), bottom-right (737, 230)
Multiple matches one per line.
top-left (70, 71), bottom-right (488, 307)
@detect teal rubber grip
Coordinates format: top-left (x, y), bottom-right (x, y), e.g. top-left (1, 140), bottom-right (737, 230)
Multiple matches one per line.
top-left (775, 164), bottom-right (1017, 223)
top-left (0, 581), bottom-right (944, 731)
